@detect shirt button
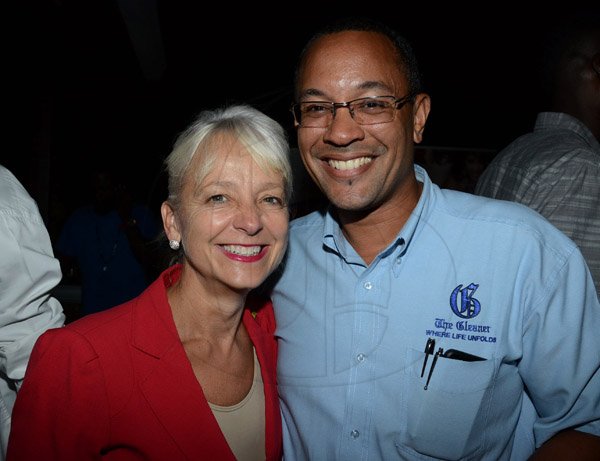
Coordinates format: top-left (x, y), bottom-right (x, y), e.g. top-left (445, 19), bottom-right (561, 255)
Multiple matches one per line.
top-left (363, 281), bottom-right (373, 290)
top-left (350, 430), bottom-right (360, 439)
top-left (356, 353), bottom-right (366, 363)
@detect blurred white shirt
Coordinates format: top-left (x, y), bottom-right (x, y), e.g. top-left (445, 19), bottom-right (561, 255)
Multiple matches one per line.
top-left (0, 165), bottom-right (65, 460)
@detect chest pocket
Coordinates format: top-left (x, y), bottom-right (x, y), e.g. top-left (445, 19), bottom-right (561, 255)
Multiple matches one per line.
top-left (395, 347), bottom-right (498, 460)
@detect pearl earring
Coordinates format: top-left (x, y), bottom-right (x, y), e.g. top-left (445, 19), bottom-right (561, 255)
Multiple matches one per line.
top-left (169, 240), bottom-right (180, 251)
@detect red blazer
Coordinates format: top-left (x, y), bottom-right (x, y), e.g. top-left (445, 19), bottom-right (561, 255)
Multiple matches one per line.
top-left (7, 265), bottom-right (282, 460)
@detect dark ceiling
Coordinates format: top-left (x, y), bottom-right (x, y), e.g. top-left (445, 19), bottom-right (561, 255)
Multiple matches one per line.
top-left (6, 1), bottom-right (595, 229)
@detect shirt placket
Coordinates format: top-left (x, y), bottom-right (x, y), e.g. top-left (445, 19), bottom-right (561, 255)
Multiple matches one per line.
top-left (339, 263), bottom-right (385, 461)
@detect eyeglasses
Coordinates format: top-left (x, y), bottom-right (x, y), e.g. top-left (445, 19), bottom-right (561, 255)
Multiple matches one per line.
top-left (290, 94), bottom-right (416, 128)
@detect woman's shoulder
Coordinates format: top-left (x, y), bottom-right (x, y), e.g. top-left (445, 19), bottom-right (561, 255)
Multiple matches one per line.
top-left (37, 301), bottom-right (137, 361)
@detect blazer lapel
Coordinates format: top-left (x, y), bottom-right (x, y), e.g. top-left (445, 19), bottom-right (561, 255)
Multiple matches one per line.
top-left (130, 268), bottom-right (235, 460)
top-left (243, 306), bottom-right (283, 460)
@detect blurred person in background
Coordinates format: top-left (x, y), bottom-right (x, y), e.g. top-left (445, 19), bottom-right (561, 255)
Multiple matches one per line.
top-left (0, 164), bottom-right (65, 461)
top-left (476, 10), bottom-right (600, 299)
top-left (56, 164), bottom-right (160, 318)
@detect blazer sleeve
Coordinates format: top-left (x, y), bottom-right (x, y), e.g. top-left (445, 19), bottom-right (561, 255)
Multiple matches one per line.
top-left (7, 328), bottom-right (110, 461)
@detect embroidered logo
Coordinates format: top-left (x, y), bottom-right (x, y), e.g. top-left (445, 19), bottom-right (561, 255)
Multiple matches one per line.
top-left (424, 283), bottom-right (494, 343)
top-left (449, 283), bottom-right (481, 319)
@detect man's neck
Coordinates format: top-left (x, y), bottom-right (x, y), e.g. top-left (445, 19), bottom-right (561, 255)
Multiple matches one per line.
top-left (336, 180), bottom-right (423, 265)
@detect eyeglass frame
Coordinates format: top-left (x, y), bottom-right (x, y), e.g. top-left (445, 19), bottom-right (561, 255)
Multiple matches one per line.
top-left (290, 93), bottom-right (417, 128)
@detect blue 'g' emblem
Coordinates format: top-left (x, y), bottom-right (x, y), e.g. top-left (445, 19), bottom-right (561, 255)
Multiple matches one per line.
top-left (450, 283), bottom-right (481, 318)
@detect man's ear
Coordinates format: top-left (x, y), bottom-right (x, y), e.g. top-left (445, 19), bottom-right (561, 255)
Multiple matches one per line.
top-left (413, 93), bottom-right (431, 144)
top-left (161, 201), bottom-right (181, 242)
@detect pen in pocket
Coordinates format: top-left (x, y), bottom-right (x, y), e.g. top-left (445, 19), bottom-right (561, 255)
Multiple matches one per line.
top-left (424, 347), bottom-right (443, 390)
top-left (420, 338), bottom-right (486, 390)
top-left (421, 338), bottom-right (436, 377)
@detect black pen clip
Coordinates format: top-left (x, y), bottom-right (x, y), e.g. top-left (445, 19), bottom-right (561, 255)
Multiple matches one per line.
top-left (442, 348), bottom-right (485, 362)
top-left (424, 347), bottom-right (443, 390)
top-left (421, 338), bottom-right (435, 377)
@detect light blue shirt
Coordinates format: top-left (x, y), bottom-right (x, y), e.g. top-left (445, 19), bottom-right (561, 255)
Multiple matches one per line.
top-left (272, 165), bottom-right (600, 460)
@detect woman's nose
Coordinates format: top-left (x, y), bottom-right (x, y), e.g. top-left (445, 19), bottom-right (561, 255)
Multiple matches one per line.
top-left (232, 205), bottom-right (263, 235)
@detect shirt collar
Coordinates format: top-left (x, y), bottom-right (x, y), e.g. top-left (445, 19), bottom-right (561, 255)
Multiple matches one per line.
top-left (321, 165), bottom-right (431, 268)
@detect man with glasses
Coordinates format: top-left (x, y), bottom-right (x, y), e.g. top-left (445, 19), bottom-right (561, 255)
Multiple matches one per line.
top-left (269, 17), bottom-right (600, 460)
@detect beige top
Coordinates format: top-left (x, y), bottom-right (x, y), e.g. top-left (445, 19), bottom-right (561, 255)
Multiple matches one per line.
top-left (209, 349), bottom-right (265, 461)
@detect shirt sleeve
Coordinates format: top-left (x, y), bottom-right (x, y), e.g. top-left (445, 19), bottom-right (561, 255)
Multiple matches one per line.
top-left (519, 246), bottom-right (600, 444)
top-left (0, 202), bottom-right (65, 387)
top-left (515, 160), bottom-right (600, 265)
top-left (6, 329), bottom-right (109, 460)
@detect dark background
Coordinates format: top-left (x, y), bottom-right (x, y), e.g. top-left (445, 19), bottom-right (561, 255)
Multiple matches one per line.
top-left (6, 1), bottom-right (596, 241)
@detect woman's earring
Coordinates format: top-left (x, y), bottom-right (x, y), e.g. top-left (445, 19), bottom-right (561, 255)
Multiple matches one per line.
top-left (169, 240), bottom-right (180, 251)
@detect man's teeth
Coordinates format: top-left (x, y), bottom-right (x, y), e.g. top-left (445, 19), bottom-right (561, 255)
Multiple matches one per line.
top-left (328, 157), bottom-right (372, 170)
top-left (223, 245), bottom-right (261, 256)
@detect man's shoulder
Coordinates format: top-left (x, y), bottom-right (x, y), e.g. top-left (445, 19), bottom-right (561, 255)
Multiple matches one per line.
top-left (289, 209), bottom-right (327, 231)
top-left (0, 166), bottom-right (37, 216)
top-left (492, 116), bottom-right (596, 168)
top-left (436, 189), bottom-right (576, 250)
top-left (440, 188), bottom-right (542, 222)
